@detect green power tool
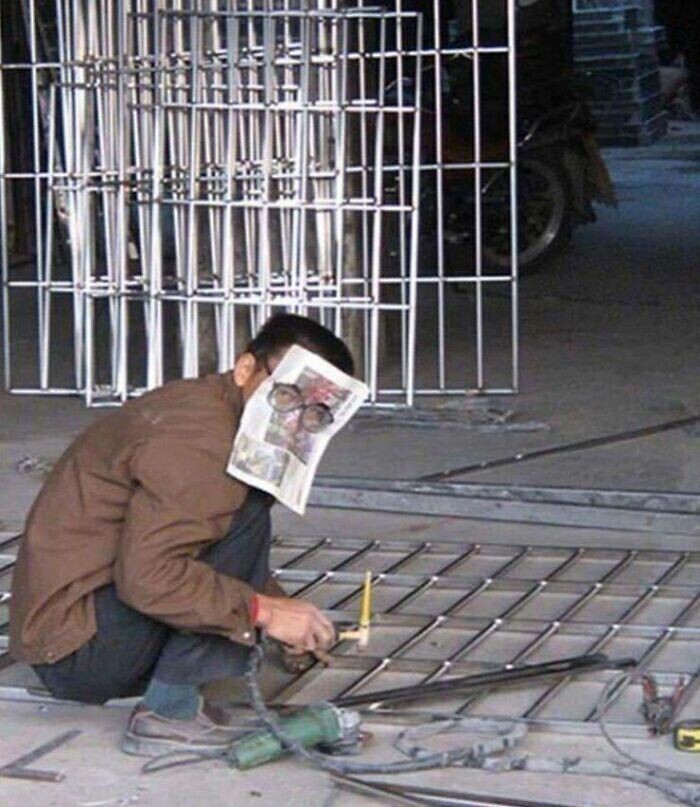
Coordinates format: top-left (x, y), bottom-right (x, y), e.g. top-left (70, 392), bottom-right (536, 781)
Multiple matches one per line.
top-left (227, 704), bottom-right (362, 770)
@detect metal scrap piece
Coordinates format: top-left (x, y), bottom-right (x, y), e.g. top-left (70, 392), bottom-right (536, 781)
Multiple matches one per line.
top-left (0, 729), bottom-right (82, 783)
top-left (330, 772), bottom-right (575, 807)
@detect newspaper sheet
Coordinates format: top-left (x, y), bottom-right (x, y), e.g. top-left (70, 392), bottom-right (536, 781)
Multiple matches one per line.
top-left (226, 345), bottom-right (368, 514)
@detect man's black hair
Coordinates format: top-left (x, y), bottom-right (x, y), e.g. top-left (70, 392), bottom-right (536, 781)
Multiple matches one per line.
top-left (246, 313), bottom-right (355, 376)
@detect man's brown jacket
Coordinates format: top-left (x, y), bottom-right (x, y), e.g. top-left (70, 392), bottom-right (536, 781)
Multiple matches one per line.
top-left (10, 373), bottom-right (275, 665)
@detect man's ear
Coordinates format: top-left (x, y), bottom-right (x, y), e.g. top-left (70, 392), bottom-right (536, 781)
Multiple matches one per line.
top-left (233, 352), bottom-right (258, 388)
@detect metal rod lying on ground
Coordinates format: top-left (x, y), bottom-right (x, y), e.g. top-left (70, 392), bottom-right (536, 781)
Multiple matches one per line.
top-left (332, 653), bottom-right (636, 709)
top-left (330, 772), bottom-right (576, 807)
top-left (330, 774), bottom-right (432, 806)
top-left (0, 729), bottom-right (82, 782)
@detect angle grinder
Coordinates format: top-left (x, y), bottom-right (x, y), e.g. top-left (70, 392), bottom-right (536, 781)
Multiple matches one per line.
top-left (227, 704), bottom-right (362, 770)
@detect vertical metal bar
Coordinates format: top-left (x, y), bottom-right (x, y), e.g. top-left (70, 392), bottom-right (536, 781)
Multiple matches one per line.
top-left (432, 0), bottom-right (446, 391)
top-left (393, 1), bottom-right (408, 394)
top-left (472, 0), bottom-right (484, 390)
top-left (183, 7), bottom-right (201, 378)
top-left (116, 0), bottom-right (129, 400)
top-left (507, 0), bottom-right (519, 391)
top-left (56, 0), bottom-right (84, 393)
top-left (40, 83), bottom-right (58, 390)
top-left (28, 0), bottom-right (46, 391)
top-left (75, 0), bottom-right (94, 404)
top-left (220, 12), bottom-right (239, 372)
top-left (291, 13), bottom-right (312, 317)
top-left (147, 0), bottom-right (164, 389)
top-left (331, 15), bottom-right (349, 333)
top-left (356, 2), bottom-right (371, 380)
top-left (258, 14), bottom-right (275, 323)
top-left (0, 3), bottom-right (10, 389)
top-left (405, 12), bottom-right (422, 407)
top-left (368, 15), bottom-right (387, 403)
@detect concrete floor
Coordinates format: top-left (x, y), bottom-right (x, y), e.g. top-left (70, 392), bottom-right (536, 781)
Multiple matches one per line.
top-left (1, 123), bottom-right (700, 804)
top-left (2, 698), bottom-right (698, 807)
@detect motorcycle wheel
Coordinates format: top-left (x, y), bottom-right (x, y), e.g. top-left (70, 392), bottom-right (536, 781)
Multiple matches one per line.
top-left (482, 155), bottom-right (573, 276)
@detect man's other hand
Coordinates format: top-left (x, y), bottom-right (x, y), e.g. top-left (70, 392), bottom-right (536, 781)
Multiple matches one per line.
top-left (254, 595), bottom-right (336, 658)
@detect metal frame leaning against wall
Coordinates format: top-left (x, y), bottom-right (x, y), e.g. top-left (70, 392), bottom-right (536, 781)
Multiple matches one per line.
top-left (0, 1), bottom-right (518, 407)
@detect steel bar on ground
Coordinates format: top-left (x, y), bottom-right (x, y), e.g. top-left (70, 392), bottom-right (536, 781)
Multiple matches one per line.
top-left (330, 773), bottom-right (575, 807)
top-left (420, 415), bottom-right (700, 483)
top-left (0, 729), bottom-right (82, 783)
top-left (332, 654), bottom-right (635, 709)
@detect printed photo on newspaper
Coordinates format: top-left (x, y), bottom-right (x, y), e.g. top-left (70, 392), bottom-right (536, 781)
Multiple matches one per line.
top-left (226, 344), bottom-right (369, 514)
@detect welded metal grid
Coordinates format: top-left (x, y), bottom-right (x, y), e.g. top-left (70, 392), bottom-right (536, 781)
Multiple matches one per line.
top-left (0, 530), bottom-right (699, 734)
top-left (0, 533), bottom-right (17, 674)
top-left (1, 1), bottom-right (518, 407)
top-left (267, 534), bottom-right (700, 734)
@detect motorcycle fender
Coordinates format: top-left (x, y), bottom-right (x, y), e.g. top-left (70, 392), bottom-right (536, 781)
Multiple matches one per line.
top-left (561, 148), bottom-right (596, 224)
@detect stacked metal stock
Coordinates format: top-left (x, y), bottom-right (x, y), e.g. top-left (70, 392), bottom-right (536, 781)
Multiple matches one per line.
top-left (573, 0), bottom-right (668, 145)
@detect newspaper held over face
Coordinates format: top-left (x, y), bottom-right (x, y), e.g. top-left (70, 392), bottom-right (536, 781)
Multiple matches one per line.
top-left (226, 344), bottom-right (368, 515)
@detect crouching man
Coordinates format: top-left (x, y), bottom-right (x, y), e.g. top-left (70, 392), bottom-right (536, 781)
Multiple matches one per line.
top-left (9, 314), bottom-right (366, 757)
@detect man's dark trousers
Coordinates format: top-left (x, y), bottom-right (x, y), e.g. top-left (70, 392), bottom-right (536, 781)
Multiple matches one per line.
top-left (33, 490), bottom-right (272, 704)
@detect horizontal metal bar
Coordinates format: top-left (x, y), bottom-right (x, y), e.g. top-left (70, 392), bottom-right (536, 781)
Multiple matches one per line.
top-left (308, 480), bottom-right (700, 536)
top-left (274, 569), bottom-right (700, 601)
top-left (315, 479), bottom-right (700, 516)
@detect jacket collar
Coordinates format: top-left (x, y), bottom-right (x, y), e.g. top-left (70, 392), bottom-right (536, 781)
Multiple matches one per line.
top-left (219, 372), bottom-right (244, 419)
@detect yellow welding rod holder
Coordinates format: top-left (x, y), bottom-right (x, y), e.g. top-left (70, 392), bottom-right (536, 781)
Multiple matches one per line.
top-left (359, 570), bottom-right (372, 629)
top-left (337, 571), bottom-right (372, 647)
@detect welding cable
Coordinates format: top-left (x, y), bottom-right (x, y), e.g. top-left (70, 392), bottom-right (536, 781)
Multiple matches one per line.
top-left (480, 673), bottom-right (700, 807)
top-left (594, 673), bottom-right (700, 785)
top-left (140, 717), bottom-right (265, 775)
top-left (141, 642), bottom-right (506, 777)
top-left (384, 672), bottom-right (700, 806)
top-left (244, 642), bottom-right (524, 776)
top-left (141, 750), bottom-right (227, 774)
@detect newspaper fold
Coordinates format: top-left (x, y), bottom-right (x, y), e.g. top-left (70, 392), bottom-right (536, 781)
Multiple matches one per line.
top-left (226, 344), bottom-right (368, 515)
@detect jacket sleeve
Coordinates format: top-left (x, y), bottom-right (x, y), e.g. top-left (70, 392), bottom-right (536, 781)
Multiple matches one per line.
top-left (263, 576), bottom-right (286, 598)
top-left (113, 437), bottom-right (256, 645)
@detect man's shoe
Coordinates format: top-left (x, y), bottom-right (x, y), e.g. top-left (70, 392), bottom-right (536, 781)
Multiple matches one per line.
top-left (121, 699), bottom-right (246, 757)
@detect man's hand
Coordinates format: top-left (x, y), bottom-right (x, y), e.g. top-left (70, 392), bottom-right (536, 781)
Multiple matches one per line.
top-left (280, 647), bottom-right (318, 674)
top-left (254, 595), bottom-right (336, 659)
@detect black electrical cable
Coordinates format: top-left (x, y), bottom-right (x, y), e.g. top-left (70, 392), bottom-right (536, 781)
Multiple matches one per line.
top-left (142, 642), bottom-right (502, 776)
top-left (142, 646), bottom-right (700, 806)
top-left (594, 673), bottom-right (700, 786)
top-left (243, 642), bottom-right (501, 775)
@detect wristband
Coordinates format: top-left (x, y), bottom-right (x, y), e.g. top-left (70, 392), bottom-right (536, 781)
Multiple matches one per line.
top-left (249, 593), bottom-right (260, 626)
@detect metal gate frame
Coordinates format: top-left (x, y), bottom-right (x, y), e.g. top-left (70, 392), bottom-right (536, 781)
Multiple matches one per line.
top-left (2, 482), bottom-right (699, 736)
top-left (1, 1), bottom-right (519, 407)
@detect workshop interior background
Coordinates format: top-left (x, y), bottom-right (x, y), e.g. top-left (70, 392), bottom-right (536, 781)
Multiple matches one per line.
top-left (1, 1), bottom-right (700, 806)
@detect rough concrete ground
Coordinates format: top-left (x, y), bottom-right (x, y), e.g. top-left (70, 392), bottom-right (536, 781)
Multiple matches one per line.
top-left (2, 698), bottom-right (699, 807)
top-left (1, 123), bottom-right (700, 804)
